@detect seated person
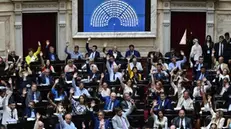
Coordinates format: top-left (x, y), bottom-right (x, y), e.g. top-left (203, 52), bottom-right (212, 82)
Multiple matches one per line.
top-left (24, 101), bottom-right (36, 118)
top-left (112, 107), bottom-right (132, 129)
top-left (40, 52), bottom-right (55, 73)
top-left (2, 89), bottom-right (18, 125)
top-left (120, 93), bottom-right (136, 115)
top-left (176, 90), bottom-right (194, 110)
top-left (193, 56), bottom-right (205, 75)
top-left (25, 41), bottom-right (41, 64)
top-left (91, 111), bottom-right (112, 129)
top-left (86, 38), bottom-right (100, 60)
top-left (168, 51), bottom-right (187, 71)
top-left (171, 109), bottom-right (192, 129)
top-left (86, 61), bottom-right (100, 82)
top-left (195, 66), bottom-right (208, 81)
top-left (98, 73), bottom-right (111, 97)
top-left (213, 56), bottom-right (229, 73)
top-left (25, 84), bottom-right (41, 105)
top-left (65, 42), bottom-right (83, 60)
top-left (51, 79), bottom-right (67, 101)
top-left (125, 44), bottom-right (140, 58)
top-left (215, 68), bottom-right (230, 82)
top-left (7, 50), bottom-right (19, 63)
top-left (107, 46), bottom-right (123, 60)
top-left (72, 73), bottom-right (91, 98)
top-left (64, 59), bottom-right (77, 81)
top-left (149, 109), bottom-right (168, 129)
top-left (33, 113), bottom-right (44, 129)
top-left (106, 55), bottom-right (122, 82)
top-left (129, 57), bottom-right (143, 72)
top-left (152, 63), bottom-right (169, 81)
top-left (219, 77), bottom-right (230, 96)
top-left (100, 92), bottom-right (120, 111)
top-left (127, 57), bottom-right (142, 82)
top-left (45, 40), bottom-right (59, 61)
top-left (39, 68), bottom-right (53, 86)
top-left (193, 78), bottom-right (212, 98)
top-left (153, 92), bottom-right (172, 111)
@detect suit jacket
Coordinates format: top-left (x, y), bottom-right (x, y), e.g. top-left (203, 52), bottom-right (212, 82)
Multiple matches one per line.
top-left (202, 43), bottom-right (214, 60)
top-left (93, 117), bottom-right (111, 129)
top-left (195, 72), bottom-right (208, 81)
top-left (46, 45), bottom-right (59, 61)
top-left (214, 42), bottom-right (226, 60)
top-left (101, 96), bottom-right (120, 110)
top-left (25, 89), bottom-right (41, 106)
top-left (172, 117), bottom-right (192, 129)
top-left (112, 114), bottom-right (130, 129)
top-left (86, 43), bottom-right (100, 58)
top-left (154, 98), bottom-right (172, 110)
top-left (39, 74), bottom-right (53, 85)
top-left (214, 63), bottom-right (229, 72)
top-left (8, 55), bottom-right (19, 63)
top-left (125, 50), bottom-right (140, 58)
top-left (108, 50), bottom-right (123, 59)
top-left (153, 72), bottom-right (167, 81)
top-left (24, 107), bottom-right (36, 118)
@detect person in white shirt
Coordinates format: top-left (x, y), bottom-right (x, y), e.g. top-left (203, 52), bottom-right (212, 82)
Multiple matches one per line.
top-left (150, 103), bottom-right (168, 129)
top-left (106, 55), bottom-right (122, 82)
top-left (98, 73), bottom-right (111, 97)
top-left (190, 38), bottom-right (202, 67)
top-left (129, 57), bottom-right (143, 71)
top-left (176, 90), bottom-right (194, 110)
top-left (193, 78), bottom-right (212, 98)
top-left (2, 89), bottom-right (18, 125)
top-left (120, 78), bottom-right (133, 95)
top-left (58, 113), bottom-right (77, 129)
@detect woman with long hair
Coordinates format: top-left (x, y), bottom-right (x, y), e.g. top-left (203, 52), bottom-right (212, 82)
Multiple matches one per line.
top-left (203, 35), bottom-right (214, 69)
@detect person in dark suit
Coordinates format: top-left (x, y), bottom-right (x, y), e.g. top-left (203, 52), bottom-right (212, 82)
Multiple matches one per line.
top-left (120, 93), bottom-right (136, 115)
top-left (172, 109), bottom-right (192, 129)
top-left (39, 69), bottom-right (53, 85)
top-left (203, 35), bottom-right (214, 69)
top-left (195, 66), bottom-right (208, 81)
top-left (223, 32), bottom-right (231, 63)
top-left (86, 38), bottom-right (100, 59)
top-left (125, 44), bottom-right (140, 58)
top-left (214, 36), bottom-right (225, 60)
top-left (101, 92), bottom-right (120, 110)
top-left (193, 56), bottom-right (205, 76)
top-left (25, 84), bottom-right (41, 106)
top-left (24, 101), bottom-right (36, 118)
top-left (45, 40), bottom-right (59, 61)
top-left (86, 63), bottom-right (100, 82)
top-left (154, 92), bottom-right (172, 110)
top-left (92, 111), bottom-right (111, 129)
top-left (7, 51), bottom-right (19, 63)
top-left (107, 46), bottom-right (123, 60)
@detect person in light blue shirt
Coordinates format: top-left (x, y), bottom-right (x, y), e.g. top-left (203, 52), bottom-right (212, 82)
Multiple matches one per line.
top-left (72, 75), bottom-right (91, 98)
top-left (168, 51), bottom-right (187, 71)
top-left (65, 43), bottom-right (83, 60)
top-left (58, 113), bottom-right (77, 129)
top-left (51, 80), bottom-right (67, 100)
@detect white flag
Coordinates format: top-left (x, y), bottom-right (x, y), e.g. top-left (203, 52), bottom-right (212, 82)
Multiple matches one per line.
top-left (179, 29), bottom-right (187, 45)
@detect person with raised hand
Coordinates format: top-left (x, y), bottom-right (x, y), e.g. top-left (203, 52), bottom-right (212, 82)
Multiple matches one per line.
top-left (45, 40), bottom-right (59, 61)
top-left (25, 41), bottom-right (41, 64)
top-left (86, 37), bottom-right (100, 60)
top-left (65, 41), bottom-right (83, 60)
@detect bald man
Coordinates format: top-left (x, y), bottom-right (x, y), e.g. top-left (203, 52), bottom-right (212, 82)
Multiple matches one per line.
top-left (101, 92), bottom-right (120, 110)
top-left (107, 46), bottom-right (123, 60)
top-left (58, 113), bottom-right (77, 129)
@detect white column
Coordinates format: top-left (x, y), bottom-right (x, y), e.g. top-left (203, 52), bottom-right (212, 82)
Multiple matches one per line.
top-left (57, 1), bottom-right (67, 60)
top-left (14, 2), bottom-right (23, 57)
top-left (162, 1), bottom-right (171, 54)
top-left (206, 2), bottom-right (215, 38)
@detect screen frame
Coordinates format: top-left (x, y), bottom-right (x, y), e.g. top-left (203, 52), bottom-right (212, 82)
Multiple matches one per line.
top-left (72, 0), bottom-right (157, 38)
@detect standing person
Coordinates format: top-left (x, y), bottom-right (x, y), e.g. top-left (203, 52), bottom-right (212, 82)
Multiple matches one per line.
top-left (214, 36), bottom-right (225, 60)
top-left (203, 35), bottom-right (214, 69)
top-left (190, 38), bottom-right (202, 67)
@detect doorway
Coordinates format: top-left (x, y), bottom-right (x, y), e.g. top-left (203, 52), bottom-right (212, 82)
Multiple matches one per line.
top-left (22, 13), bottom-right (57, 57)
top-left (171, 12), bottom-right (206, 57)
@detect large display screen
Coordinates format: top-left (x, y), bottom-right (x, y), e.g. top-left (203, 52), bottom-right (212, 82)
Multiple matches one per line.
top-left (83, 0), bottom-right (146, 32)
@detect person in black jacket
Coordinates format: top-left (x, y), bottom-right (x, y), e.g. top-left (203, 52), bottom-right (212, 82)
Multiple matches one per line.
top-left (203, 35), bottom-right (214, 69)
top-left (45, 40), bottom-right (59, 61)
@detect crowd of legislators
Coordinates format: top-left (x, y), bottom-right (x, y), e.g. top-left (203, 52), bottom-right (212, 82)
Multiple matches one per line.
top-left (0, 33), bottom-right (230, 129)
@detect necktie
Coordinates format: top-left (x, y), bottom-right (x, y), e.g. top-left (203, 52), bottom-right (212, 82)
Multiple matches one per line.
top-left (120, 117), bottom-right (127, 129)
top-left (11, 110), bottom-right (14, 119)
top-left (113, 73), bottom-right (116, 81)
top-left (180, 118), bottom-right (183, 129)
top-left (108, 101), bottom-right (112, 110)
